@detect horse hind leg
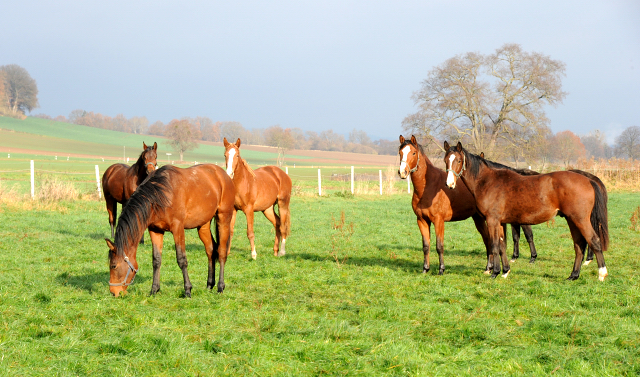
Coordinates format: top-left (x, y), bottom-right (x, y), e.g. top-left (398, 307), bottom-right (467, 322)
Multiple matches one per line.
top-left (434, 220), bottom-right (446, 275)
top-left (522, 224), bottom-right (537, 263)
top-left (198, 224), bottom-right (217, 290)
top-left (263, 206), bottom-right (282, 256)
top-left (471, 214), bottom-right (491, 274)
top-left (416, 218), bottom-right (431, 273)
top-left (510, 224), bottom-right (521, 262)
top-left (276, 196), bottom-right (291, 257)
top-left (566, 219), bottom-right (588, 281)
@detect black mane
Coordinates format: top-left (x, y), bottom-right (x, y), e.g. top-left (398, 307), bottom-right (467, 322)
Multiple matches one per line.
top-left (114, 165), bottom-right (174, 255)
top-left (452, 146), bottom-right (539, 178)
top-left (131, 146), bottom-right (153, 174)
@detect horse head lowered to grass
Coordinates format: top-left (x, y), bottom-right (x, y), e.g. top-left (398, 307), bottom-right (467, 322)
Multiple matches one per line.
top-left (106, 163), bottom-right (236, 297)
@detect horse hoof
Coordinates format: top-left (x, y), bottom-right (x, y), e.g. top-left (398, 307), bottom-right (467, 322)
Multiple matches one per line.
top-left (422, 268), bottom-right (429, 274)
top-left (277, 251), bottom-right (286, 257)
top-left (529, 258), bottom-right (536, 264)
top-left (583, 260), bottom-right (592, 266)
top-left (502, 270), bottom-right (510, 278)
top-left (490, 273), bottom-right (498, 279)
top-left (598, 267), bottom-right (608, 281)
top-left (217, 284), bottom-right (225, 293)
top-left (251, 251), bottom-right (257, 260)
top-left (184, 291), bottom-right (192, 298)
top-left (438, 271), bottom-right (444, 276)
top-left (483, 270), bottom-right (491, 275)
top-left (566, 275), bottom-right (579, 281)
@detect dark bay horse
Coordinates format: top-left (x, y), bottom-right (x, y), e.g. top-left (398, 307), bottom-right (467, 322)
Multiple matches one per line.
top-left (102, 142), bottom-right (158, 243)
top-left (105, 164), bottom-right (236, 297)
top-left (444, 141), bottom-right (609, 281)
top-left (398, 135), bottom-right (536, 274)
top-left (223, 138), bottom-right (292, 259)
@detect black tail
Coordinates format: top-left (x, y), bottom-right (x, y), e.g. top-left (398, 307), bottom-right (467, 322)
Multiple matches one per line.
top-left (589, 180), bottom-right (609, 251)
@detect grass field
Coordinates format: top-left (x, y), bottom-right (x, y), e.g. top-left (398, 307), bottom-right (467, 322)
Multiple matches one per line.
top-left (0, 192), bottom-right (639, 376)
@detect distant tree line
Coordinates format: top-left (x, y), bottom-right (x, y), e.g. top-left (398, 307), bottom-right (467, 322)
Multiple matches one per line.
top-left (0, 64), bottom-right (39, 118)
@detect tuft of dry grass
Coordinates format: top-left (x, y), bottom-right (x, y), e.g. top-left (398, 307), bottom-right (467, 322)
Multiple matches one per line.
top-left (35, 176), bottom-right (79, 202)
top-left (630, 206), bottom-right (640, 232)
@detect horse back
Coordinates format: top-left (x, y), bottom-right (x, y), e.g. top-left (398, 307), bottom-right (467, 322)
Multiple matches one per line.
top-left (253, 166), bottom-right (292, 209)
top-left (102, 163), bottom-right (130, 202)
top-left (160, 164), bottom-right (235, 230)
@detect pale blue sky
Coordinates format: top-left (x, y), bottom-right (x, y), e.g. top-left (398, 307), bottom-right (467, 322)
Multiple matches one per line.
top-left (2, 0), bottom-right (639, 143)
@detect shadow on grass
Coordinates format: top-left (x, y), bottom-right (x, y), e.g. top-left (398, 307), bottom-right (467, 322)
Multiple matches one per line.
top-left (57, 271), bottom-right (148, 292)
top-left (290, 251), bottom-right (483, 276)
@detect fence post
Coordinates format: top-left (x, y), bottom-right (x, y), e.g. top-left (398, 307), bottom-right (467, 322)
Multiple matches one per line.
top-left (318, 169), bottom-right (322, 196)
top-left (285, 166), bottom-right (288, 175)
top-left (351, 166), bottom-right (354, 194)
top-left (30, 160), bottom-right (35, 199)
top-left (95, 165), bottom-right (102, 198)
top-left (379, 170), bottom-right (382, 195)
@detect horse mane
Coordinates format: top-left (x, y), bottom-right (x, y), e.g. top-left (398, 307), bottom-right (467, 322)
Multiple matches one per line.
top-left (113, 165), bottom-right (174, 256)
top-left (130, 147), bottom-right (150, 174)
top-left (481, 158), bottom-right (540, 176)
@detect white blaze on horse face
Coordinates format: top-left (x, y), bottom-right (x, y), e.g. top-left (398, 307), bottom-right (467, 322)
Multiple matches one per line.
top-left (446, 154), bottom-right (457, 188)
top-left (226, 148), bottom-right (236, 178)
top-left (399, 145), bottom-right (411, 176)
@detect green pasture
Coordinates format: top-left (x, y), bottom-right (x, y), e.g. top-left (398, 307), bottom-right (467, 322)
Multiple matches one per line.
top-left (0, 193), bottom-right (639, 376)
top-left (0, 116), bottom-right (314, 166)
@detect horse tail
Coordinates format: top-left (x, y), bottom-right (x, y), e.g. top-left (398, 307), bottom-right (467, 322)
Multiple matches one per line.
top-left (589, 180), bottom-right (609, 251)
top-left (279, 174), bottom-right (292, 239)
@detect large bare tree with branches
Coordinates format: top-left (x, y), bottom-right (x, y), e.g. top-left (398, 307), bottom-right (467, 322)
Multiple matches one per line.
top-left (403, 43), bottom-right (566, 158)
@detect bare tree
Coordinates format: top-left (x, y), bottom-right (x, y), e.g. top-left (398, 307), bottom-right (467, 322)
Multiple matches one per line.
top-left (148, 120), bottom-right (165, 136)
top-left (129, 116), bottom-right (149, 134)
top-left (581, 130), bottom-right (609, 159)
top-left (264, 125), bottom-right (295, 166)
top-left (553, 130), bottom-right (586, 168)
top-left (165, 119), bottom-right (201, 161)
top-left (403, 44), bottom-right (566, 157)
top-left (614, 126), bottom-right (640, 160)
top-left (0, 64), bottom-right (39, 116)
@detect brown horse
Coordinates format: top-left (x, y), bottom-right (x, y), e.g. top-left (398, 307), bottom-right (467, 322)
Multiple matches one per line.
top-left (223, 137), bottom-right (292, 259)
top-left (398, 135), bottom-right (536, 274)
top-left (105, 164), bottom-right (236, 297)
top-left (102, 142), bottom-right (158, 243)
top-left (444, 141), bottom-right (609, 281)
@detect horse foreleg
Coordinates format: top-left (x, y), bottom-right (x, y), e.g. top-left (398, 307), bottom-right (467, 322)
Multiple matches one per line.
top-left (510, 224), bottom-right (521, 261)
top-left (245, 207), bottom-right (257, 260)
top-left (198, 223), bottom-right (217, 290)
top-left (172, 227), bottom-right (192, 297)
top-left (216, 211), bottom-right (233, 293)
top-left (149, 230), bottom-right (164, 295)
top-left (486, 221), bottom-right (503, 278)
top-left (434, 219), bottom-right (446, 275)
top-left (228, 209), bottom-right (237, 256)
top-left (263, 206), bottom-right (282, 256)
top-left (521, 224), bottom-right (537, 263)
top-left (416, 218), bottom-right (431, 273)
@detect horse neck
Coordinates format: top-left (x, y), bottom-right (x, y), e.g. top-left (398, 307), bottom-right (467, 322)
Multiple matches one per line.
top-left (459, 154), bottom-right (485, 196)
top-left (131, 156), bottom-right (148, 182)
top-left (409, 151), bottom-right (432, 195)
top-left (232, 158), bottom-right (254, 192)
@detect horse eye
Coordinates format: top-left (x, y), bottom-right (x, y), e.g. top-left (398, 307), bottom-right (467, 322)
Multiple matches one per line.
top-left (110, 265), bottom-right (116, 269)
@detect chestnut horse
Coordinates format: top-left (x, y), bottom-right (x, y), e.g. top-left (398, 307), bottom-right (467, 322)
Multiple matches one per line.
top-left (398, 135), bottom-right (537, 274)
top-left (102, 142), bottom-right (158, 243)
top-left (105, 164), bottom-right (236, 297)
top-left (444, 141), bottom-right (609, 281)
top-left (223, 138), bottom-right (292, 259)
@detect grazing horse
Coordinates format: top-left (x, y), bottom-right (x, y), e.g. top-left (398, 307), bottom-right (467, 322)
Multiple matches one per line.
top-left (444, 141), bottom-right (609, 281)
top-left (105, 164), bottom-right (236, 297)
top-left (102, 142), bottom-right (158, 243)
top-left (223, 137), bottom-right (292, 259)
top-left (398, 135), bottom-right (536, 274)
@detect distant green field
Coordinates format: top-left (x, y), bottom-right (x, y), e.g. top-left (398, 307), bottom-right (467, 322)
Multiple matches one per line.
top-left (0, 116), bottom-right (312, 166)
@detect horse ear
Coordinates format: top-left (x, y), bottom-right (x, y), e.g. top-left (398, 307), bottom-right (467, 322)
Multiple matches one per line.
top-left (223, 137), bottom-right (229, 147)
top-left (153, 142), bottom-right (157, 151)
top-left (143, 142), bottom-right (148, 150)
top-left (443, 141), bottom-right (450, 150)
top-left (399, 135), bottom-right (405, 144)
top-left (105, 238), bottom-right (116, 252)
top-left (236, 138), bottom-right (241, 148)
top-left (410, 135), bottom-right (417, 145)
top-left (456, 141), bottom-right (463, 152)
top-left (480, 152), bottom-right (484, 159)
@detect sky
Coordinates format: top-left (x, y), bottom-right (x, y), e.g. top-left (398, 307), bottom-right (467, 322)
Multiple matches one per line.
top-left (2, 0), bottom-right (639, 143)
